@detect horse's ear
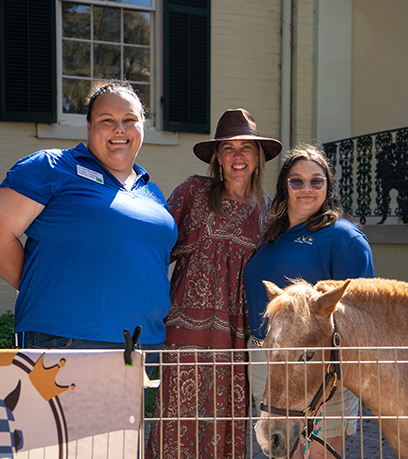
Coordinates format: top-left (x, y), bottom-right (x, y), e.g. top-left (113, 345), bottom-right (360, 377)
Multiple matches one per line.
top-left (313, 279), bottom-right (351, 317)
top-left (263, 280), bottom-right (286, 301)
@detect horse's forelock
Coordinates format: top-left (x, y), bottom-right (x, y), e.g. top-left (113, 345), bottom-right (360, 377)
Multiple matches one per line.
top-left (283, 281), bottom-right (320, 320)
top-left (263, 295), bottom-right (284, 319)
top-left (263, 280), bottom-right (318, 323)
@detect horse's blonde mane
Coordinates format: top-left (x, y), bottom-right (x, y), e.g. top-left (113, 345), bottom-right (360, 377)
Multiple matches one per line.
top-left (263, 279), bottom-right (319, 323)
top-left (263, 277), bottom-right (408, 327)
top-left (315, 277), bottom-right (408, 314)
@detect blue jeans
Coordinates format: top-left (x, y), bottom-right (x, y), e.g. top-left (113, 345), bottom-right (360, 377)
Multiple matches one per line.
top-left (21, 331), bottom-right (162, 380)
top-left (135, 342), bottom-right (162, 381)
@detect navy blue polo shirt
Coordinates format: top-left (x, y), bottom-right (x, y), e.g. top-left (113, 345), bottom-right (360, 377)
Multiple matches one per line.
top-left (244, 219), bottom-right (374, 340)
top-left (0, 143), bottom-right (178, 344)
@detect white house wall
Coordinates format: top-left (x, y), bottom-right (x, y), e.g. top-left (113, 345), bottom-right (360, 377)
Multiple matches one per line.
top-left (351, 0), bottom-right (408, 135)
top-left (0, 0), bottom-right (283, 315)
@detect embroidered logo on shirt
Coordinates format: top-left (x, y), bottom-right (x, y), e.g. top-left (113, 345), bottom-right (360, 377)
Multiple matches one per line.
top-left (77, 165), bottom-right (104, 184)
top-left (295, 236), bottom-right (314, 245)
top-left (143, 186), bottom-right (163, 205)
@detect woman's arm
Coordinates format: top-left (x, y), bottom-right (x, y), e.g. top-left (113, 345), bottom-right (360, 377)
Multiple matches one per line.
top-left (0, 187), bottom-right (44, 289)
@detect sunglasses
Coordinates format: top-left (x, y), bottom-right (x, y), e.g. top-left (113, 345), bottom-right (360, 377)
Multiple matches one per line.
top-left (288, 177), bottom-right (327, 190)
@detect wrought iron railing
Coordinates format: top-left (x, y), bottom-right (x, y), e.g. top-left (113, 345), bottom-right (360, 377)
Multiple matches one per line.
top-left (323, 127), bottom-right (408, 224)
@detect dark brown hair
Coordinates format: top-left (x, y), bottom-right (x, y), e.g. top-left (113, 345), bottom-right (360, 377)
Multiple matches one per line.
top-left (264, 143), bottom-right (343, 242)
top-left (86, 80), bottom-right (145, 123)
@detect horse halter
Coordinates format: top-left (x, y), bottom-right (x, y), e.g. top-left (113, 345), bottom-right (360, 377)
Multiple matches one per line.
top-left (260, 316), bottom-right (342, 459)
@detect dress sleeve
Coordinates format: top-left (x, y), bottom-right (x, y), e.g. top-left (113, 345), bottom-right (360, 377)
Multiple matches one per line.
top-left (167, 176), bottom-right (198, 263)
top-left (331, 234), bottom-right (375, 280)
top-left (167, 177), bottom-right (194, 225)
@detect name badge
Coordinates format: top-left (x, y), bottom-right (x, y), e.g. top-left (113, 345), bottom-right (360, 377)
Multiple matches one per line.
top-left (77, 165), bottom-right (104, 184)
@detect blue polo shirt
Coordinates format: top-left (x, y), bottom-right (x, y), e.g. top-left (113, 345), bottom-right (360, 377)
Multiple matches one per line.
top-left (244, 219), bottom-right (374, 339)
top-left (0, 143), bottom-right (178, 344)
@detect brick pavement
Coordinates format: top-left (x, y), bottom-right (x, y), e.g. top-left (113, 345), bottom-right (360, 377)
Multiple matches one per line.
top-left (246, 405), bottom-right (398, 459)
top-left (143, 404), bottom-right (398, 458)
top-left (343, 405), bottom-right (397, 459)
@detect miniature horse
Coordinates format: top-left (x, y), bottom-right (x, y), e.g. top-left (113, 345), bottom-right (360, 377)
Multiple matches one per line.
top-left (255, 277), bottom-right (408, 459)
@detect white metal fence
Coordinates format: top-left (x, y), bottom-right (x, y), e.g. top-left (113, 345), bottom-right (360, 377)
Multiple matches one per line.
top-left (139, 347), bottom-right (406, 459)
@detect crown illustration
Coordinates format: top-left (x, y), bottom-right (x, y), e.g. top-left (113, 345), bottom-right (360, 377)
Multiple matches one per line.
top-left (29, 354), bottom-right (73, 401)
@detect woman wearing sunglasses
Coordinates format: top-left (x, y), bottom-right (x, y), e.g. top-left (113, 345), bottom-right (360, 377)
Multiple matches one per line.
top-left (244, 143), bottom-right (374, 458)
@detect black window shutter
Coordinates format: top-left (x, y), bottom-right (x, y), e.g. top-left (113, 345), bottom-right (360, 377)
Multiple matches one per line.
top-left (0, 0), bottom-right (56, 123)
top-left (163, 0), bottom-right (210, 134)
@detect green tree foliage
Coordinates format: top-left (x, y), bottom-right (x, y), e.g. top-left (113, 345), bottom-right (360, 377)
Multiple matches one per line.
top-left (0, 311), bottom-right (14, 349)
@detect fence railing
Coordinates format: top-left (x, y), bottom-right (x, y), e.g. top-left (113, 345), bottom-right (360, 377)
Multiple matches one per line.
top-left (323, 127), bottom-right (408, 225)
top-left (140, 347), bottom-right (405, 459)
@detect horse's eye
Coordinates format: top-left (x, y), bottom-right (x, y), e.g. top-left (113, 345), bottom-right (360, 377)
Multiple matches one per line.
top-left (298, 351), bottom-right (315, 362)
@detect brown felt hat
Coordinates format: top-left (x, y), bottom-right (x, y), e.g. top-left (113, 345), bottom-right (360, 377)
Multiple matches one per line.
top-left (193, 108), bottom-right (282, 163)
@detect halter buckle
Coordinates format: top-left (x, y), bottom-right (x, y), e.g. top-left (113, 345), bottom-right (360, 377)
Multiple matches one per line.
top-left (330, 372), bottom-right (338, 391)
top-left (333, 331), bottom-right (341, 347)
top-left (303, 406), bottom-right (317, 420)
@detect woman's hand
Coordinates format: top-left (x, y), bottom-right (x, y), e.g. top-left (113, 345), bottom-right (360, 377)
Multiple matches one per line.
top-left (0, 188), bottom-right (44, 289)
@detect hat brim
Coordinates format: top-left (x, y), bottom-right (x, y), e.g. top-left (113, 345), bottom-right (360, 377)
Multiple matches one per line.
top-left (193, 135), bottom-right (282, 163)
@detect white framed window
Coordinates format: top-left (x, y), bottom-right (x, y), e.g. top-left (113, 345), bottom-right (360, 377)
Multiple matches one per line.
top-left (1, 0), bottom-right (208, 138)
top-left (57, 0), bottom-right (158, 129)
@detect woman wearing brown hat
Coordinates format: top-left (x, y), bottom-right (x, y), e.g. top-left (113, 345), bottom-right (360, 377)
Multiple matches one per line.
top-left (146, 109), bottom-right (281, 459)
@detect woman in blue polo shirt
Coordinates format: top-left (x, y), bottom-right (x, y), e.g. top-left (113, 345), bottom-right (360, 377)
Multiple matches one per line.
top-left (0, 80), bottom-right (177, 357)
top-left (244, 143), bottom-right (374, 459)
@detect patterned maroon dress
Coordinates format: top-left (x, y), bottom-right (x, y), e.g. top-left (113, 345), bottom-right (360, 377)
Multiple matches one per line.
top-left (146, 176), bottom-right (271, 459)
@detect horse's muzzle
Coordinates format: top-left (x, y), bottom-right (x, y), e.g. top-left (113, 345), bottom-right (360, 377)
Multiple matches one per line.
top-left (255, 418), bottom-right (302, 459)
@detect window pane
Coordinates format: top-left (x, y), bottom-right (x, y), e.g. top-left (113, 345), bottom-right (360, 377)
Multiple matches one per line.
top-left (60, 1), bottom-right (153, 117)
top-left (62, 3), bottom-right (91, 39)
top-left (124, 47), bottom-right (150, 82)
top-left (111, 0), bottom-right (152, 5)
top-left (124, 11), bottom-right (150, 46)
top-left (94, 6), bottom-right (120, 43)
top-left (62, 78), bottom-right (91, 114)
top-left (132, 84), bottom-right (150, 118)
top-left (63, 40), bottom-right (91, 77)
top-left (94, 43), bottom-right (121, 79)
top-left (124, 0), bottom-right (152, 6)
